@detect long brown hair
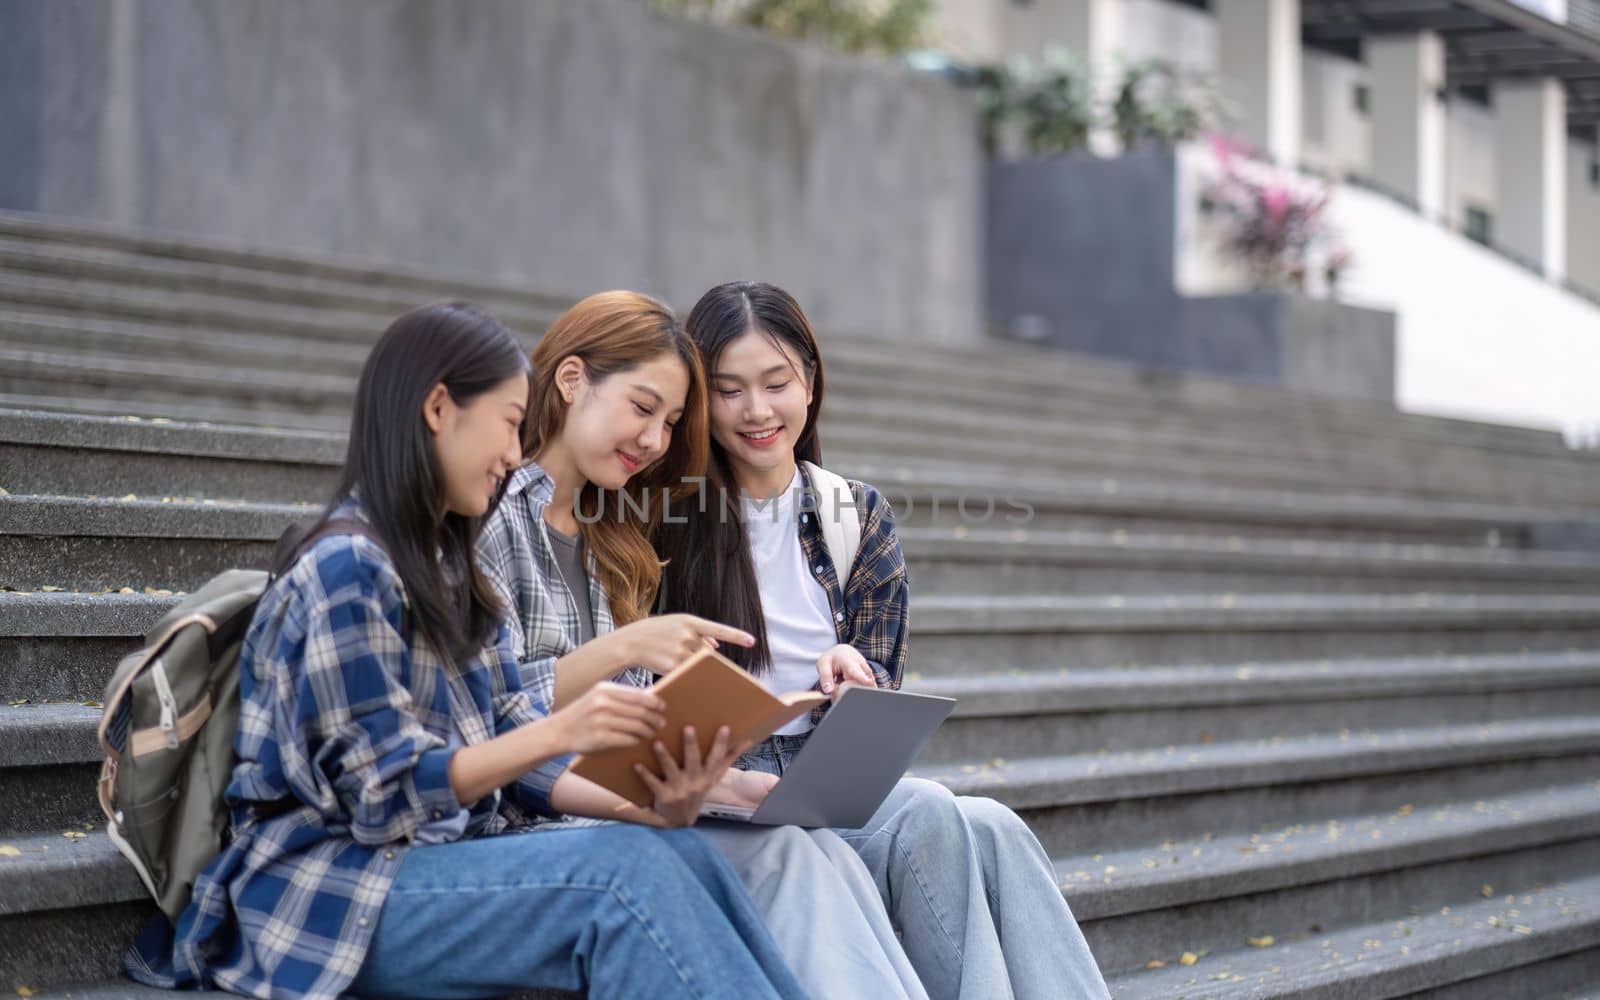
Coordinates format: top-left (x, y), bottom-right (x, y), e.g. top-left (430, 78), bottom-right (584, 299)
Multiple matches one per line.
top-left (524, 291), bottom-right (709, 626)
top-left (654, 281), bottom-right (826, 673)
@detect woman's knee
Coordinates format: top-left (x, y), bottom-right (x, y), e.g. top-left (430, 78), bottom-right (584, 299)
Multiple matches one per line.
top-left (890, 776), bottom-right (963, 824)
top-left (956, 796), bottom-right (1030, 839)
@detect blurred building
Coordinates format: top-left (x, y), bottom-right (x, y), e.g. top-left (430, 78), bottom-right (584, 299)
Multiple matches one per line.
top-left (942, 0), bottom-right (1600, 438)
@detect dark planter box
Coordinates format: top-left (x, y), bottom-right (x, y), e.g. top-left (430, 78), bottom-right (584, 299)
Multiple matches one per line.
top-left (985, 147), bottom-right (1396, 404)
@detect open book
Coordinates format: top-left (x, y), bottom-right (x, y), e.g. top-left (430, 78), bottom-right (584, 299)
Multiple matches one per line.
top-left (568, 648), bottom-right (827, 808)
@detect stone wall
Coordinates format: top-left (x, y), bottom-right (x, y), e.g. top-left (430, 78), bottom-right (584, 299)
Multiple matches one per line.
top-left (0, 0), bottom-right (982, 343)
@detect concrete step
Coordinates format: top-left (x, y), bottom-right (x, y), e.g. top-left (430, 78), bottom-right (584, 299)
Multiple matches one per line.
top-left (922, 716), bottom-right (1600, 821)
top-left (832, 392), bottom-right (1600, 512)
top-left (0, 272), bottom-right (412, 346)
top-left (1406, 947), bottom-right (1600, 999)
top-left (0, 206), bottom-right (1567, 458)
top-left (0, 208), bottom-right (1568, 460)
top-left (1061, 780), bottom-right (1600, 924)
top-left (815, 334), bottom-right (1571, 457)
top-left (0, 408), bottom-right (344, 502)
top-left (13, 695), bottom-right (1600, 848)
top-left (907, 593), bottom-right (1600, 672)
top-left (0, 237), bottom-right (559, 331)
top-left (0, 279), bottom-right (1586, 487)
top-left (8, 494), bottom-right (1600, 596)
top-left (1107, 858), bottom-right (1600, 997)
top-left (0, 209), bottom-right (569, 316)
top-left (916, 650), bottom-right (1600, 763)
top-left (6, 344), bottom-right (1596, 505)
top-left (0, 310), bottom-right (1514, 483)
top-left (3, 774), bottom-right (1595, 996)
top-left (10, 590), bottom-right (1600, 691)
top-left (821, 342), bottom-right (1574, 459)
top-left (8, 408), bottom-right (1594, 550)
top-left (900, 527), bottom-right (1600, 595)
top-left (3, 306), bottom-right (1575, 491)
top-left (0, 310), bottom-right (375, 375)
top-left (0, 348), bottom-right (357, 424)
top-left (1088, 834), bottom-right (1600, 983)
top-left (8, 325), bottom-right (1583, 513)
top-left (0, 391), bottom-right (345, 433)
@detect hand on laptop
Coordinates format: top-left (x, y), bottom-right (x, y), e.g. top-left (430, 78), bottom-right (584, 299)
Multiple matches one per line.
top-left (816, 644), bottom-right (877, 700)
top-left (705, 768), bottom-right (780, 810)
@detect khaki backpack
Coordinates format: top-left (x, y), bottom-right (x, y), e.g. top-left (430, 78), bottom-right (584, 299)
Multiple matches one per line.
top-left (96, 519), bottom-right (381, 920)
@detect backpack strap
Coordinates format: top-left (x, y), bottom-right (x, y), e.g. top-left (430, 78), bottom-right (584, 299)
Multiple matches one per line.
top-left (270, 516), bottom-right (388, 579)
top-left (269, 516), bottom-right (412, 643)
top-left (800, 461), bottom-right (862, 587)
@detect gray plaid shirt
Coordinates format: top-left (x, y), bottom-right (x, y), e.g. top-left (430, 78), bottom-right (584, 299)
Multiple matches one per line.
top-left (478, 463), bottom-right (653, 710)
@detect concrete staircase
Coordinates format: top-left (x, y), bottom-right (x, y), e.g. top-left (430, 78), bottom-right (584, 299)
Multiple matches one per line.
top-left (3, 210), bottom-right (1599, 998)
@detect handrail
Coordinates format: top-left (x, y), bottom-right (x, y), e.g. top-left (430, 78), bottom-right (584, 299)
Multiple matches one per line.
top-left (1338, 171), bottom-right (1600, 310)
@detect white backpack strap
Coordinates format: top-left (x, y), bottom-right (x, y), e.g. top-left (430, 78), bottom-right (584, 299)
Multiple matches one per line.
top-left (801, 461), bottom-right (862, 586)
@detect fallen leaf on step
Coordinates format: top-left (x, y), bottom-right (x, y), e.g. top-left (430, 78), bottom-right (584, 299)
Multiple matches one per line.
top-left (0, 846), bottom-right (20, 857)
top-left (1395, 804), bottom-right (1414, 817)
top-left (82, 700), bottom-right (102, 708)
top-left (0, 487), bottom-right (8, 496)
top-left (1179, 952), bottom-right (1199, 966)
top-left (62, 831), bottom-right (86, 840)
top-left (1247, 936), bottom-right (1275, 948)
top-left (8, 699), bottom-right (29, 707)
top-left (18, 986), bottom-right (39, 997)
top-left (1481, 884), bottom-right (1495, 898)
top-left (121, 494), bottom-right (138, 501)
top-left (118, 587), bottom-right (135, 594)
top-left (1144, 960), bottom-right (1166, 970)
top-left (40, 586), bottom-right (63, 592)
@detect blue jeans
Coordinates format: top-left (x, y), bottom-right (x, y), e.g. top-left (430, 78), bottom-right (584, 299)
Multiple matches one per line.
top-left (348, 823), bottom-right (807, 999)
top-left (741, 738), bottom-right (1111, 1000)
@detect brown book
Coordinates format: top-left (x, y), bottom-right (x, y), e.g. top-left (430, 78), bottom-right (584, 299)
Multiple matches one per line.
top-left (569, 647), bottom-right (827, 808)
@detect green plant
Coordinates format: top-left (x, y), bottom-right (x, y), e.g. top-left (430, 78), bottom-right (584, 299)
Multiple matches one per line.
top-left (651, 0), bottom-right (934, 57)
top-left (973, 49), bottom-right (1095, 157)
top-left (1112, 59), bottom-right (1224, 150)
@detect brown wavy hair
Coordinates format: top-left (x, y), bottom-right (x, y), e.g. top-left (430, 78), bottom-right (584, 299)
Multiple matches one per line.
top-left (524, 291), bottom-right (709, 626)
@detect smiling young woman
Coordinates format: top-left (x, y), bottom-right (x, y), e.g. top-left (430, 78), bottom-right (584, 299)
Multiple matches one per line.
top-left (655, 281), bottom-right (1112, 1000)
top-left (476, 290), bottom-right (929, 999)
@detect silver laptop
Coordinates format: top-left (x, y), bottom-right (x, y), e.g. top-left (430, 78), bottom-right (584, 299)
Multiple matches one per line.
top-left (700, 686), bottom-right (956, 828)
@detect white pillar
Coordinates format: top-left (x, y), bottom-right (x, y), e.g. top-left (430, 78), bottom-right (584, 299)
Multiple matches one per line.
top-left (1215, 0), bottom-right (1302, 166)
top-left (1368, 32), bottom-right (1448, 221)
top-left (1494, 78), bottom-right (1568, 281)
top-left (1000, 0), bottom-right (1124, 152)
top-left (1000, 0), bottom-right (1123, 65)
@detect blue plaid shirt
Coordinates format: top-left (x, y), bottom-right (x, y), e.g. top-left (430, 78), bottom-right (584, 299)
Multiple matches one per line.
top-left (129, 504), bottom-right (569, 1000)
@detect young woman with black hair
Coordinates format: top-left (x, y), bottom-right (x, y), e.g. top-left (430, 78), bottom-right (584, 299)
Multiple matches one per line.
top-left (128, 302), bottom-right (806, 1000)
top-left (653, 282), bottom-right (1112, 1000)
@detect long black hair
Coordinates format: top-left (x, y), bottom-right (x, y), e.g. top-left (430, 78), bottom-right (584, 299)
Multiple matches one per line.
top-left (325, 301), bottom-right (529, 663)
top-left (654, 281), bottom-right (825, 674)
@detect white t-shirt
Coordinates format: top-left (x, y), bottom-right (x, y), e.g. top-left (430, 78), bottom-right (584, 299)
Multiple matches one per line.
top-left (743, 470), bottom-right (840, 736)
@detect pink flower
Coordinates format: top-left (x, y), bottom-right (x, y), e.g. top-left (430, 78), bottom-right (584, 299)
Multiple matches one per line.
top-left (1263, 185), bottom-right (1291, 227)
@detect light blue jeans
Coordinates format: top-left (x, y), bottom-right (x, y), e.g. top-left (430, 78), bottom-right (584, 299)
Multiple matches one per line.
top-left (743, 735), bottom-right (1111, 1000)
top-left (348, 823), bottom-right (807, 999)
